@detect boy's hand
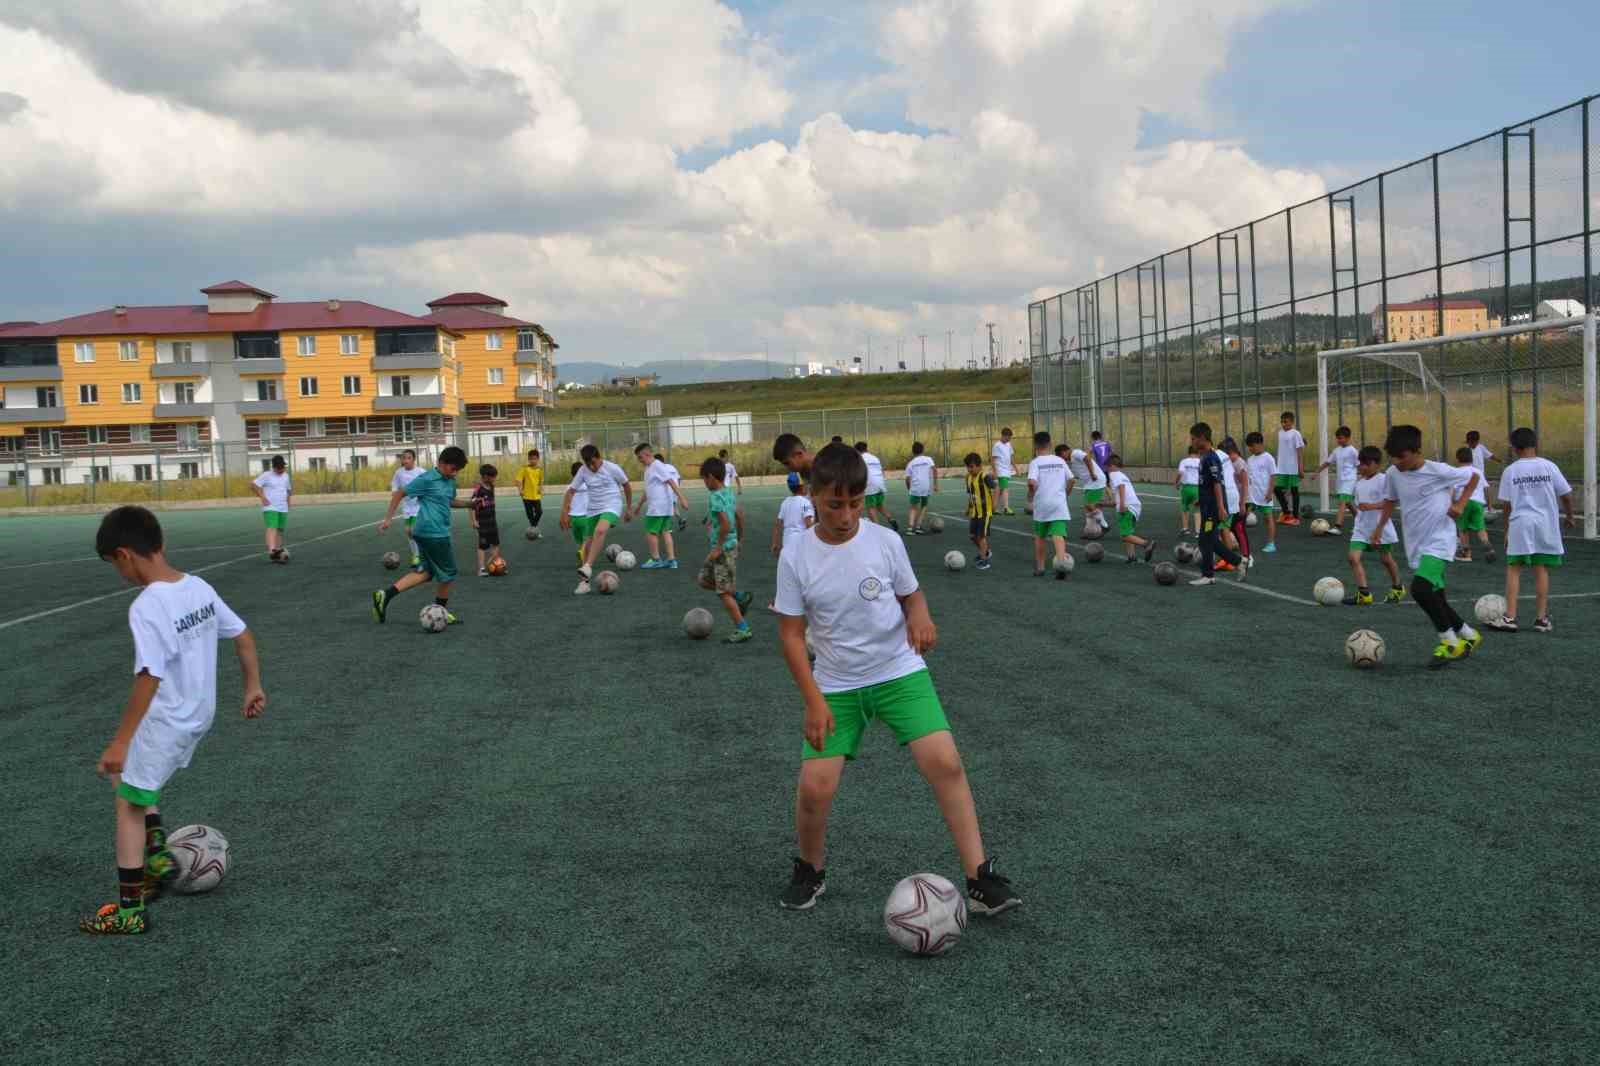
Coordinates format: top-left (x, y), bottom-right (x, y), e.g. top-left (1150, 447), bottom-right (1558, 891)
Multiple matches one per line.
top-left (96, 738), bottom-right (128, 777)
top-left (906, 614), bottom-right (937, 654)
top-left (1562, 513), bottom-right (1576, 529)
top-left (559, 514), bottom-right (571, 530)
top-left (379, 518), bottom-right (391, 533)
top-left (242, 688), bottom-right (266, 719)
top-left (803, 697), bottom-right (835, 753)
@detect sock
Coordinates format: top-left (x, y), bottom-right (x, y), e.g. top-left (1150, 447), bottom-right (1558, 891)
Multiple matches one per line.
top-left (118, 866), bottom-right (144, 911)
top-left (434, 597), bottom-right (449, 609)
top-left (1442, 598), bottom-right (1465, 632)
top-left (1274, 487), bottom-right (1290, 513)
top-left (1291, 487), bottom-right (1301, 515)
top-left (144, 812), bottom-right (165, 856)
top-left (1438, 628), bottom-right (1458, 644)
top-left (1458, 622), bottom-right (1479, 640)
top-left (1412, 576), bottom-right (1454, 633)
top-left (1358, 586), bottom-right (1369, 595)
top-left (385, 584), bottom-right (401, 603)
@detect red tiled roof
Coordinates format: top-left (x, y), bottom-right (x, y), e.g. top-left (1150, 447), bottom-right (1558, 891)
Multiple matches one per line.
top-left (423, 306), bottom-right (538, 330)
top-left (200, 280), bottom-right (278, 298)
top-left (426, 291), bottom-right (507, 308)
top-left (1379, 299), bottom-right (1489, 312)
top-left (0, 321), bottom-right (38, 329)
top-left (0, 301), bottom-right (449, 339)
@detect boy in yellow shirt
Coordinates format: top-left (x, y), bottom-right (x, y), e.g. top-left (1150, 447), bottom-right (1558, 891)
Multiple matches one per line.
top-left (517, 449), bottom-right (545, 539)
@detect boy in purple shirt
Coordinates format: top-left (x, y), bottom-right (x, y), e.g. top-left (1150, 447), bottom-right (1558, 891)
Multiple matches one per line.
top-left (1090, 431), bottom-right (1112, 473)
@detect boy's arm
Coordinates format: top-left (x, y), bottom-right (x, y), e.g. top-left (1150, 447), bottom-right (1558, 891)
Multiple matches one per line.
top-left (1448, 472), bottom-right (1479, 516)
top-left (559, 486), bottom-right (575, 527)
top-left (233, 629), bottom-right (266, 719)
top-left (672, 481), bottom-right (691, 512)
top-left (97, 671), bottom-right (161, 776)
top-left (449, 493), bottom-right (472, 509)
top-left (379, 487), bottom-right (405, 531)
top-left (1116, 482), bottom-right (1128, 511)
top-left (622, 481), bottom-right (634, 519)
top-left (779, 614), bottom-right (834, 752)
top-left (771, 516), bottom-right (783, 555)
top-left (897, 589), bottom-right (937, 654)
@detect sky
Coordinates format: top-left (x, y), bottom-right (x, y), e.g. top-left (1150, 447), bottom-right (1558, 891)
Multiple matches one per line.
top-left (0, 0), bottom-right (1594, 372)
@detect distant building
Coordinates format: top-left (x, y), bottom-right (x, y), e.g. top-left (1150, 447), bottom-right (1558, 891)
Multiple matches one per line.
top-left (1537, 298), bottom-right (1586, 320)
top-left (1372, 299), bottom-right (1497, 342)
top-left (609, 373), bottom-right (658, 389)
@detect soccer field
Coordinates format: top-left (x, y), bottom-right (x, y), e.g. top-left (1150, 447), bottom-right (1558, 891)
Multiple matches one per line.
top-left (2, 482), bottom-right (1596, 1065)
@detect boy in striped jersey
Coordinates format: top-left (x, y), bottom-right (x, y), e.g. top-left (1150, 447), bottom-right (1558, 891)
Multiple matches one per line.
top-left (963, 452), bottom-right (997, 570)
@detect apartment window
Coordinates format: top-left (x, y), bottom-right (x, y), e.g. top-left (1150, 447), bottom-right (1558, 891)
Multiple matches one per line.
top-left (79, 384), bottom-right (99, 405)
top-left (427, 416), bottom-right (444, 434)
top-left (349, 454), bottom-right (369, 470)
top-left (41, 467), bottom-right (63, 485)
top-left (119, 340), bottom-right (139, 362)
top-left (492, 435), bottom-right (509, 453)
top-left (179, 462), bottom-right (200, 480)
top-left (176, 423), bottom-right (199, 451)
top-left (485, 333), bottom-right (503, 351)
top-left (307, 417), bottom-right (325, 438)
top-left (394, 416), bottom-right (416, 442)
top-left (171, 341), bottom-right (193, 363)
top-left (87, 425), bottom-right (108, 445)
top-left (297, 336), bottom-right (317, 356)
top-left (489, 402), bottom-right (507, 420)
top-left (41, 429), bottom-right (62, 454)
top-left (260, 459), bottom-right (274, 472)
top-left (122, 382), bottom-right (142, 403)
top-left (133, 464), bottom-right (153, 482)
top-left (308, 456), bottom-right (327, 472)
top-left (257, 379), bottom-right (279, 402)
top-left (259, 421), bottom-right (282, 449)
top-left (350, 416), bottom-right (368, 436)
top-left (517, 328), bottom-right (536, 351)
top-left (37, 386), bottom-right (58, 408)
top-left (174, 382), bottom-right (196, 404)
top-left (342, 375), bottom-right (362, 396)
top-left (130, 424), bottom-right (151, 444)
top-left (487, 367), bottom-right (504, 385)
top-left (92, 465), bottom-right (111, 483)
top-left (390, 376), bottom-right (411, 397)
top-left (340, 334), bottom-right (360, 355)
top-left (299, 376), bottom-right (319, 397)
top-left (74, 342), bottom-right (95, 363)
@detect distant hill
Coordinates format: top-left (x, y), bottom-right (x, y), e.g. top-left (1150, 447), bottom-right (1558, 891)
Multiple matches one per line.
top-left (557, 358), bottom-right (796, 387)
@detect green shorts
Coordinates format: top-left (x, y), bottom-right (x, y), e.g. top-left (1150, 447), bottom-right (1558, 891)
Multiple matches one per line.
top-left (1336, 493), bottom-right (1354, 503)
top-left (644, 515), bottom-right (674, 534)
top-left (405, 516), bottom-right (416, 530)
top-left (263, 510), bottom-right (287, 529)
top-left (865, 492), bottom-right (886, 508)
top-left (1506, 553), bottom-right (1562, 567)
top-left (1414, 554), bottom-right (1449, 590)
top-left (1349, 540), bottom-right (1394, 554)
top-left (1275, 474), bottom-right (1301, 488)
top-left (1250, 501), bottom-right (1277, 514)
top-left (805, 669), bottom-right (950, 761)
top-left (909, 495), bottom-right (929, 507)
top-left (1456, 500), bottom-right (1486, 532)
top-left (413, 535), bottom-right (458, 584)
top-left (1118, 511), bottom-right (1138, 537)
top-left (1084, 487), bottom-right (1105, 505)
top-left (116, 780), bottom-right (161, 806)
top-left (997, 476), bottom-right (1011, 490)
top-left (1034, 519), bottom-right (1067, 538)
top-left (571, 515), bottom-right (597, 545)
top-left (591, 511), bottom-right (620, 529)
top-left (1179, 485), bottom-right (1200, 510)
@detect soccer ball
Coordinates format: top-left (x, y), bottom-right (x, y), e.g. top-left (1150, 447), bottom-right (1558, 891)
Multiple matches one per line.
top-left (944, 550), bottom-right (966, 572)
top-left (1153, 561), bottom-right (1178, 585)
top-left (1314, 576), bottom-right (1344, 605)
top-left (1344, 628), bottom-right (1386, 669)
top-left (168, 824), bottom-right (230, 893)
top-left (1475, 593), bottom-right (1507, 624)
top-left (683, 607), bottom-right (714, 639)
top-left (883, 873), bottom-right (967, 956)
top-left (382, 551), bottom-right (401, 570)
top-left (274, 548), bottom-right (291, 564)
top-left (1245, 511), bottom-right (1259, 527)
top-left (487, 556), bottom-right (508, 576)
top-left (1052, 553), bottom-right (1074, 575)
top-left (524, 528), bottom-right (541, 541)
top-left (596, 571), bottom-right (621, 594)
top-left (1301, 503), bottom-right (1315, 519)
top-left (615, 550), bottom-right (637, 571)
top-left (419, 604), bottom-right (450, 632)
top-left (927, 516), bottom-right (945, 534)
top-left (1174, 543), bottom-right (1200, 565)
top-left (605, 543), bottom-right (623, 562)
top-left (1084, 542), bottom-right (1105, 563)
top-left (1081, 519), bottom-right (1105, 540)
top-left (1310, 518), bottom-right (1331, 536)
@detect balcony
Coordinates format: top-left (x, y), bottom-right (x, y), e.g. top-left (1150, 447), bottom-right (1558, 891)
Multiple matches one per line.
top-left (514, 350), bottom-right (543, 365)
top-left (235, 357), bottom-right (287, 375)
top-left (153, 402), bottom-right (215, 419)
top-left (151, 362), bottom-right (211, 380)
top-left (515, 386), bottom-right (553, 405)
top-left (373, 353), bottom-right (444, 371)
top-left (0, 365), bottom-right (63, 383)
top-left (0, 406), bottom-right (67, 424)
top-left (237, 399), bottom-right (288, 416)
top-left (373, 393), bottom-right (447, 411)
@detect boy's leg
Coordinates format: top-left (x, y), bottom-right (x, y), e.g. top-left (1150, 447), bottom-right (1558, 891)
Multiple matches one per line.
top-left (83, 788), bottom-right (154, 933)
top-left (531, 499), bottom-right (543, 527)
top-left (1052, 534), bottom-right (1067, 567)
top-left (1032, 536), bottom-right (1045, 573)
top-left (1534, 565), bottom-right (1550, 622)
top-left (663, 529), bottom-right (676, 563)
top-left (476, 545), bottom-right (486, 573)
top-left (584, 518), bottom-right (612, 569)
top-left (1233, 515), bottom-right (1250, 559)
top-left (1274, 482), bottom-right (1291, 514)
top-left (644, 530), bottom-right (660, 560)
top-left (794, 756), bottom-right (844, 871)
top-left (1348, 550), bottom-right (1368, 590)
top-left (1290, 484), bottom-right (1301, 517)
top-left (522, 499), bottom-right (538, 527)
top-left (719, 590), bottom-right (745, 625)
top-left (1381, 552), bottom-right (1402, 591)
top-left (1501, 562), bottom-right (1522, 623)
top-left (908, 732), bottom-right (985, 879)
top-left (1266, 511), bottom-right (1277, 545)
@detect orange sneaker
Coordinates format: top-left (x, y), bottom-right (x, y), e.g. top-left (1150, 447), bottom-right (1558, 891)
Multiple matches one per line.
top-left (1215, 559), bottom-right (1235, 571)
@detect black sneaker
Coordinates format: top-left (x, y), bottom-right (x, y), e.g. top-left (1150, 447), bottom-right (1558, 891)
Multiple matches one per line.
top-left (967, 857), bottom-right (1020, 916)
top-left (779, 858), bottom-right (826, 910)
top-left (1485, 548), bottom-right (1498, 564)
top-left (1534, 615), bottom-right (1553, 633)
top-left (1143, 540), bottom-right (1157, 563)
top-left (890, 519), bottom-right (900, 532)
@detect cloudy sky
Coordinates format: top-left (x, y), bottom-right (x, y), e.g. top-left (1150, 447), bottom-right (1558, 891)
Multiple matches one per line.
top-left (0, 0), bottom-right (1592, 371)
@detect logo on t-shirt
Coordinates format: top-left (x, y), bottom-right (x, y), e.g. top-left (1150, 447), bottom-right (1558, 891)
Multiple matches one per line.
top-left (858, 576), bottom-right (884, 601)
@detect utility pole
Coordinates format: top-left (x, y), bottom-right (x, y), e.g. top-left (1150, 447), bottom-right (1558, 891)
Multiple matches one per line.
top-left (985, 323), bottom-right (996, 370)
top-left (918, 334), bottom-right (927, 372)
top-left (945, 330), bottom-right (953, 370)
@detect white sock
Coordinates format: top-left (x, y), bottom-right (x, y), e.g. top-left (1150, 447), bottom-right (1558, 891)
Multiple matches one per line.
top-left (1439, 628), bottom-right (1458, 643)
top-left (1458, 623), bottom-right (1478, 640)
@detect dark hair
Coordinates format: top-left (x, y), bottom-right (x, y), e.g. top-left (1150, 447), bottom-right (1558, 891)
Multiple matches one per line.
top-left (579, 444), bottom-right (600, 463)
top-left (480, 463), bottom-right (498, 477)
top-left (1336, 426), bottom-right (1352, 438)
top-left (911, 441), bottom-right (924, 455)
top-left (1000, 427), bottom-right (1012, 437)
top-left (1465, 430), bottom-right (1481, 443)
top-left (438, 445), bottom-right (467, 467)
top-left (1358, 445), bottom-right (1383, 464)
top-left (854, 441), bottom-right (868, 452)
top-left (830, 435), bottom-right (844, 444)
top-left (97, 505), bottom-right (164, 558)
top-left (633, 442), bottom-right (653, 456)
top-left (270, 454), bottom-right (286, 469)
top-left (1054, 443), bottom-right (1070, 457)
top-left (963, 451), bottom-right (983, 466)
top-left (1280, 411), bottom-right (1295, 422)
top-left (529, 448), bottom-right (540, 458)
top-left (1107, 453), bottom-right (1123, 467)
top-left (1454, 447), bottom-right (1473, 463)
top-left (570, 461), bottom-right (582, 476)
top-left (1221, 437), bottom-right (1240, 453)
top-left (699, 456), bottom-right (727, 482)
top-left (1383, 424), bottom-right (1423, 458)
top-left (1033, 430), bottom-right (1051, 448)
top-left (402, 449), bottom-right (417, 460)
top-left (1245, 431), bottom-right (1264, 446)
top-left (1090, 430), bottom-right (1102, 440)
top-left (718, 449), bottom-right (728, 459)
top-left (1189, 421), bottom-right (1212, 442)
top-left (811, 442), bottom-right (868, 496)
top-left (1510, 426), bottom-right (1537, 450)
top-left (773, 432), bottom-right (806, 463)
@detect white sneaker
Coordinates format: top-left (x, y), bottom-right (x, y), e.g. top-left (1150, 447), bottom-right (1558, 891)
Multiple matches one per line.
top-left (577, 563), bottom-right (593, 580)
top-left (574, 579), bottom-right (591, 595)
top-left (1189, 576), bottom-right (1216, 586)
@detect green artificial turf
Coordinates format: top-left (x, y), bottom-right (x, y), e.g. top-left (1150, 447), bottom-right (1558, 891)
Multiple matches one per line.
top-left (0, 484), bottom-right (1595, 1064)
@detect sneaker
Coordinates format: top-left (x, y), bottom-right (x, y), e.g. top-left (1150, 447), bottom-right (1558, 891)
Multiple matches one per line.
top-left (1263, 543), bottom-right (1277, 554)
top-left (142, 849), bottom-right (178, 903)
top-left (967, 857), bottom-right (1021, 916)
top-left (1189, 576), bottom-right (1216, 586)
top-left (1454, 552), bottom-right (1471, 563)
top-left (735, 590), bottom-right (754, 613)
top-left (1000, 508), bottom-right (1015, 516)
top-left (1233, 563), bottom-right (1248, 583)
top-left (79, 903), bottom-right (146, 935)
top-left (1534, 615), bottom-right (1553, 633)
top-left (779, 858), bottom-right (826, 910)
top-left (1384, 586), bottom-right (1407, 604)
top-left (724, 625), bottom-right (754, 644)
top-left (478, 568), bottom-right (489, 577)
top-left (667, 559), bottom-right (680, 570)
top-left (1341, 593), bottom-right (1358, 606)
top-left (975, 557), bottom-right (992, 571)
top-left (1143, 540), bottom-right (1157, 563)
top-left (1054, 565), bottom-right (1066, 580)
top-left (1329, 525), bottom-right (1343, 535)
top-left (1033, 568), bottom-right (1046, 578)
top-left (1485, 549), bottom-right (1498, 564)
top-left (574, 580), bottom-right (591, 596)
top-left (410, 556), bottom-right (421, 568)
top-left (1486, 615), bottom-right (1518, 632)
top-left (1357, 591), bottom-right (1374, 605)
top-left (371, 589), bottom-right (389, 624)
top-left (1215, 559), bottom-right (1234, 572)
top-left (1458, 628), bottom-right (1483, 656)
top-left (1428, 641), bottom-right (1459, 669)
top-left (640, 558), bottom-right (667, 570)
top-left (577, 563), bottom-right (593, 580)
top-left (445, 612), bottom-right (460, 626)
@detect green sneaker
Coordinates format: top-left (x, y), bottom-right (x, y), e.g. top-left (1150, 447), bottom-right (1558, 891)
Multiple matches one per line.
top-left (1458, 628), bottom-right (1482, 656)
top-left (724, 625), bottom-right (753, 644)
top-left (371, 589), bottom-right (389, 624)
top-left (734, 591), bottom-right (754, 613)
top-left (143, 848), bottom-right (178, 902)
top-left (1384, 586), bottom-right (1406, 604)
top-left (1427, 641), bottom-right (1457, 669)
top-left (79, 902), bottom-right (146, 935)
top-left (445, 612), bottom-right (461, 625)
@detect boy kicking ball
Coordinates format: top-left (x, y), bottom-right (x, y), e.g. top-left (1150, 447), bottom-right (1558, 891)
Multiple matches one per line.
top-left (699, 456), bottom-right (753, 643)
top-left (1376, 425), bottom-right (1483, 668)
top-left (1487, 427), bottom-right (1575, 633)
top-left (963, 451), bottom-right (997, 570)
top-left (1342, 446), bottom-right (1405, 606)
top-left (471, 463), bottom-right (502, 577)
top-left (82, 506), bottom-right (265, 934)
top-left (374, 445), bottom-right (473, 626)
top-left (773, 442), bottom-right (1019, 916)
top-left (1105, 455), bottom-right (1156, 563)
top-left (562, 444), bottom-right (633, 595)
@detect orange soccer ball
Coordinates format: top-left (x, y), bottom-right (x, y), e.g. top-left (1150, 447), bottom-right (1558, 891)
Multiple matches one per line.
top-left (487, 557), bottom-right (509, 576)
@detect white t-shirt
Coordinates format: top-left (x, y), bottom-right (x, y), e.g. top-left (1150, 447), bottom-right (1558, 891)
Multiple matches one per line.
top-left (390, 465), bottom-right (424, 518)
top-left (1498, 457), bottom-right (1571, 558)
top-left (905, 455), bottom-right (936, 496)
top-left (122, 575), bottom-right (247, 791)
top-left (1327, 445), bottom-right (1359, 495)
top-left (1383, 460), bottom-right (1475, 569)
top-left (1246, 452), bottom-right (1277, 505)
top-left (1177, 457), bottom-right (1201, 485)
top-left (1228, 455), bottom-right (1247, 514)
top-left (1276, 427), bottom-right (1306, 475)
top-left (573, 460), bottom-right (628, 516)
top-left (1350, 473), bottom-right (1398, 546)
top-left (642, 461), bottom-right (680, 517)
top-left (991, 440), bottom-right (1015, 478)
top-left (1067, 449), bottom-right (1106, 490)
top-left (724, 461), bottom-right (739, 487)
top-left (774, 521), bottom-right (924, 693)
top-left (861, 452), bottom-right (886, 495)
top-left (777, 495), bottom-right (816, 550)
top-left (1459, 465), bottom-right (1487, 505)
top-left (1108, 470), bottom-right (1141, 519)
top-left (568, 476), bottom-right (589, 518)
top-left (1027, 454), bottom-right (1072, 522)
top-left (1470, 443), bottom-right (1493, 471)
top-left (252, 470), bottom-right (291, 512)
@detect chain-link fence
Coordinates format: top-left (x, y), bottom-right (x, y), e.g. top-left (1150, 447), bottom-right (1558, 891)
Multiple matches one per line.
top-left (1030, 94), bottom-right (1600, 469)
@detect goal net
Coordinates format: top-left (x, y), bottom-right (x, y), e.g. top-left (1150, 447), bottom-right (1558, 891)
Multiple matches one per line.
top-left (1316, 315), bottom-right (1596, 540)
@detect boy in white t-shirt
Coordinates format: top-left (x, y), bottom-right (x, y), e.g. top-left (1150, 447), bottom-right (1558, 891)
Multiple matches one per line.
top-left (565, 461), bottom-right (590, 567)
top-left (81, 506), bottom-right (265, 935)
top-left (1452, 447), bottom-right (1496, 564)
top-left (903, 441), bottom-right (938, 534)
top-left (768, 472), bottom-right (817, 610)
top-left (1274, 411), bottom-right (1307, 524)
top-left (854, 441), bottom-right (899, 531)
top-left (1027, 431), bottom-right (1072, 578)
top-left (631, 443), bottom-right (691, 570)
top-left (1314, 427), bottom-right (1360, 533)
top-left (1465, 430), bottom-right (1496, 505)
top-left (389, 449), bottom-right (425, 567)
top-left (251, 454), bottom-right (292, 562)
top-left (1342, 446), bottom-right (1405, 606)
top-left (1244, 432), bottom-right (1279, 553)
top-left (1106, 455), bottom-right (1156, 563)
top-left (991, 428), bottom-right (1017, 515)
top-left (1222, 437), bottom-right (1251, 565)
top-left (562, 444), bottom-right (634, 595)
top-left (773, 443), bottom-right (1019, 917)
top-left (1064, 442), bottom-right (1107, 530)
top-left (1376, 424), bottom-right (1483, 667)
top-left (1175, 446), bottom-right (1202, 537)
top-left (1487, 427), bottom-right (1575, 633)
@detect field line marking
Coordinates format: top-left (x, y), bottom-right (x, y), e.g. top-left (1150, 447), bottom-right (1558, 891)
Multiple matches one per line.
top-left (0, 542), bottom-right (270, 572)
top-left (0, 521), bottom-right (380, 631)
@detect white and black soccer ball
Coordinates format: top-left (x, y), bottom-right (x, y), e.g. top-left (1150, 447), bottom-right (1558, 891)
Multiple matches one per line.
top-left (605, 543), bottom-right (624, 562)
top-left (1310, 518), bottom-right (1331, 536)
top-left (615, 550), bottom-right (637, 571)
top-left (1314, 577), bottom-right (1344, 605)
top-left (1052, 552), bottom-right (1074, 575)
top-left (926, 516), bottom-right (945, 534)
top-left (1081, 519), bottom-right (1105, 541)
top-left (168, 824), bottom-right (230, 894)
top-left (1344, 628), bottom-right (1385, 669)
top-left (524, 528), bottom-right (541, 542)
top-left (883, 873), bottom-right (967, 956)
top-left (419, 604), bottom-right (450, 633)
top-left (944, 550), bottom-right (966, 572)
top-left (683, 607), bottom-right (714, 639)
top-left (382, 551), bottom-right (401, 570)
top-left (1474, 593), bottom-right (1507, 625)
